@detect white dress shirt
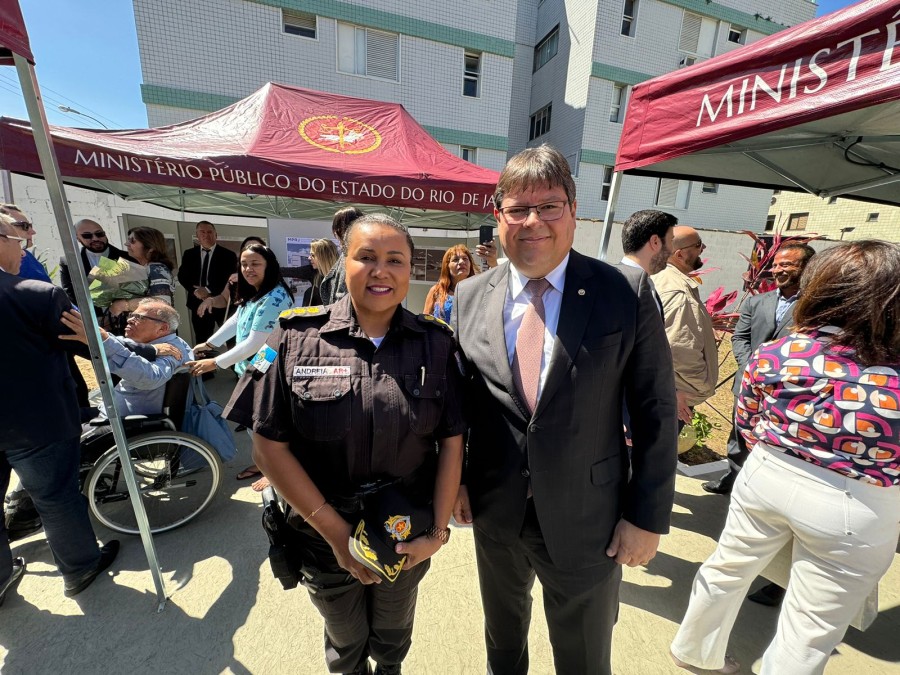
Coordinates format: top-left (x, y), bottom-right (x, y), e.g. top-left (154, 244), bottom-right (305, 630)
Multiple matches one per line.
top-left (85, 247), bottom-right (106, 270)
top-left (503, 254), bottom-right (569, 400)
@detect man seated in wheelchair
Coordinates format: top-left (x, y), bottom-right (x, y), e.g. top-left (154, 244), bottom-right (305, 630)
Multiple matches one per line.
top-left (60, 299), bottom-right (192, 421)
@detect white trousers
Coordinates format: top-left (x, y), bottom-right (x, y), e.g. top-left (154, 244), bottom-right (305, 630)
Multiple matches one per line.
top-left (671, 443), bottom-right (900, 675)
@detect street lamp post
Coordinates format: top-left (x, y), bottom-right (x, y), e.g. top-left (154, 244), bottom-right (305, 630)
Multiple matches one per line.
top-left (57, 105), bottom-right (108, 128)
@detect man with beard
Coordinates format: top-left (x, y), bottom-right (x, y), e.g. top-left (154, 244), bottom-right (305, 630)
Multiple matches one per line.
top-left (618, 209), bottom-right (677, 316)
top-left (703, 243), bottom-right (816, 496)
top-left (59, 219), bottom-right (135, 309)
top-left (652, 226), bottom-right (718, 429)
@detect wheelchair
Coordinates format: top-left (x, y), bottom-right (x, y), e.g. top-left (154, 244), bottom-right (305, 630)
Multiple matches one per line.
top-left (77, 371), bottom-right (223, 535)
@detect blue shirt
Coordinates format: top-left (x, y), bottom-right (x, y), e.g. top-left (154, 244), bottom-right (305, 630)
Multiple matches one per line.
top-left (234, 285), bottom-right (293, 376)
top-left (432, 295), bottom-right (454, 322)
top-left (18, 249), bottom-right (51, 283)
top-left (101, 332), bottom-right (193, 416)
top-left (775, 290), bottom-right (798, 325)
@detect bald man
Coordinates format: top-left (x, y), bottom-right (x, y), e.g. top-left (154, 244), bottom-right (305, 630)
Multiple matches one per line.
top-left (59, 219), bottom-right (135, 308)
top-left (651, 226), bottom-right (718, 428)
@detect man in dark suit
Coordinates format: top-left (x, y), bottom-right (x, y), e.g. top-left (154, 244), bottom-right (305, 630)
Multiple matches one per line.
top-left (177, 221), bottom-right (237, 344)
top-left (0, 214), bottom-right (118, 601)
top-left (452, 146), bottom-right (677, 674)
top-left (59, 219), bottom-right (135, 308)
top-left (702, 242), bottom-right (816, 496)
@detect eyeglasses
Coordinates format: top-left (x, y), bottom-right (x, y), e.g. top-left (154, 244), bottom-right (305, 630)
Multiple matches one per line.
top-left (11, 221), bottom-right (33, 232)
top-left (0, 233), bottom-right (28, 249)
top-left (497, 201), bottom-right (568, 224)
top-left (128, 312), bottom-right (167, 325)
top-left (80, 231), bottom-right (106, 240)
top-left (677, 240), bottom-right (704, 251)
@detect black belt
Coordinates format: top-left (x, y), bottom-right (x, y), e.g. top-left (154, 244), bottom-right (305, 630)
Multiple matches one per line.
top-left (328, 477), bottom-right (402, 514)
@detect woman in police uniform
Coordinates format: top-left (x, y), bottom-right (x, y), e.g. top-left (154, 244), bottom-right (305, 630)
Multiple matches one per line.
top-left (224, 214), bottom-right (465, 675)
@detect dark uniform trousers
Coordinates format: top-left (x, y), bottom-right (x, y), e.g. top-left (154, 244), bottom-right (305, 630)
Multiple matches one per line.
top-left (312, 559), bottom-right (429, 673)
top-left (475, 501), bottom-right (621, 675)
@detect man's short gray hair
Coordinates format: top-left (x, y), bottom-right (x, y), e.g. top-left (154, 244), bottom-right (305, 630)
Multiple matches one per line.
top-left (137, 298), bottom-right (180, 332)
top-left (0, 213), bottom-right (16, 235)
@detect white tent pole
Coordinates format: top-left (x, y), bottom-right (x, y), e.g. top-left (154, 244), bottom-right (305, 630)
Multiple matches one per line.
top-left (12, 52), bottom-right (168, 610)
top-left (596, 170), bottom-right (622, 261)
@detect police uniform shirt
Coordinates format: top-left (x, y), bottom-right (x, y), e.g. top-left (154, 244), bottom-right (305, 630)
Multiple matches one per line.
top-left (223, 294), bottom-right (466, 501)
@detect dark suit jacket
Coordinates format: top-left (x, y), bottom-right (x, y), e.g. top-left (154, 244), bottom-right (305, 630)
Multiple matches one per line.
top-left (731, 290), bottom-right (796, 394)
top-left (453, 251), bottom-right (678, 570)
top-left (59, 244), bottom-right (134, 306)
top-left (0, 271), bottom-right (81, 451)
top-left (177, 244), bottom-right (237, 311)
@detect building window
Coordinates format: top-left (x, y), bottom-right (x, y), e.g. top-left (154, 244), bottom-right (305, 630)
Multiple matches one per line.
top-left (460, 146), bottom-right (477, 163)
top-left (602, 166), bottom-right (613, 201)
top-left (701, 182), bottom-right (718, 194)
top-left (828, 196), bottom-right (838, 204)
top-left (765, 215), bottom-right (776, 232)
top-left (727, 26), bottom-right (746, 44)
top-left (533, 25), bottom-right (559, 72)
top-left (609, 84), bottom-right (627, 123)
top-left (867, 212), bottom-right (880, 222)
top-left (655, 178), bottom-right (690, 209)
top-left (679, 11), bottom-right (716, 60)
top-left (283, 10), bottom-right (317, 38)
top-left (621, 0), bottom-right (638, 37)
top-left (463, 51), bottom-right (481, 97)
top-left (786, 212), bottom-right (809, 231)
top-left (337, 23), bottom-right (400, 81)
top-left (529, 104), bottom-right (552, 141)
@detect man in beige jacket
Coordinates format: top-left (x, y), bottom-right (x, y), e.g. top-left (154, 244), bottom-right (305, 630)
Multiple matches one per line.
top-left (652, 226), bottom-right (718, 427)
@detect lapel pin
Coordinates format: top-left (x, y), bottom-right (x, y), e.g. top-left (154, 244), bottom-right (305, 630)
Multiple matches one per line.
top-left (578, 289), bottom-right (586, 296)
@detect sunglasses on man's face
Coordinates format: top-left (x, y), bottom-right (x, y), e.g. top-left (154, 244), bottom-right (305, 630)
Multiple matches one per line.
top-left (80, 231), bottom-right (106, 240)
top-left (127, 312), bottom-right (167, 325)
top-left (12, 221), bottom-right (33, 232)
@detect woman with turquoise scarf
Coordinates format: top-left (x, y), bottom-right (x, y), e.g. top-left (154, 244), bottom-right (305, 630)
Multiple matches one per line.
top-left (187, 243), bottom-right (293, 481)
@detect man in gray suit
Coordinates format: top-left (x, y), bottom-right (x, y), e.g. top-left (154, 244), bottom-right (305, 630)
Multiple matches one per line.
top-left (702, 242), bottom-right (816, 496)
top-left (452, 145), bottom-right (677, 674)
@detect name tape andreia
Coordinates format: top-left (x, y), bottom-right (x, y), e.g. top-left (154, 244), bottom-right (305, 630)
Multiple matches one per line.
top-left (697, 9), bottom-right (900, 127)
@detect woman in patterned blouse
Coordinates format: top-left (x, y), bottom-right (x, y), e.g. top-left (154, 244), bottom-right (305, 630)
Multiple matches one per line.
top-left (672, 241), bottom-right (900, 675)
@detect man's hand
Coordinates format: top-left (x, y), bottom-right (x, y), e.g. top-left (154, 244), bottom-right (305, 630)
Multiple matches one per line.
top-left (675, 390), bottom-right (693, 425)
top-left (193, 286), bottom-right (211, 301)
top-left (452, 485), bottom-right (473, 524)
top-left (606, 519), bottom-right (660, 567)
top-left (474, 240), bottom-right (499, 268)
top-left (60, 309), bottom-right (108, 344)
top-left (396, 534), bottom-right (444, 569)
top-left (154, 343), bottom-right (182, 360)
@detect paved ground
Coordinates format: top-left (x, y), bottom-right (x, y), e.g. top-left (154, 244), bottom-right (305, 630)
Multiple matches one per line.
top-left (1, 374), bottom-right (898, 674)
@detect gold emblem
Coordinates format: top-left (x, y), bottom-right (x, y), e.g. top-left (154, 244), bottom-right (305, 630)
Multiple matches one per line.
top-left (298, 115), bottom-right (382, 154)
top-left (384, 514), bottom-right (412, 541)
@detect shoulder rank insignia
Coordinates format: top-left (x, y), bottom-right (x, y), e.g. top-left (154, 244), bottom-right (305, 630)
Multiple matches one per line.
top-left (279, 305), bottom-right (328, 321)
top-left (417, 313), bottom-right (454, 334)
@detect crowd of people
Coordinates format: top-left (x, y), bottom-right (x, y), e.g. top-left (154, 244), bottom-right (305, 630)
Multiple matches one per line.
top-left (1, 142), bottom-right (898, 675)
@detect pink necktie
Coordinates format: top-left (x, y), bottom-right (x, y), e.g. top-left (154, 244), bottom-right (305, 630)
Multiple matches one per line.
top-left (512, 278), bottom-right (551, 414)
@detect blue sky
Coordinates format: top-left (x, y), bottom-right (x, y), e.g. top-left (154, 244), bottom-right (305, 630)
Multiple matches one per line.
top-left (0, 0), bottom-right (860, 131)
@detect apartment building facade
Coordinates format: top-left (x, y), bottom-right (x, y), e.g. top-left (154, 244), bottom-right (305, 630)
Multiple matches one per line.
top-left (133, 0), bottom-right (817, 229)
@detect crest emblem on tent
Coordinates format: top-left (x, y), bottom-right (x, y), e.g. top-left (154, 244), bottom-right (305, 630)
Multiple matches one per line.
top-left (298, 115), bottom-right (382, 154)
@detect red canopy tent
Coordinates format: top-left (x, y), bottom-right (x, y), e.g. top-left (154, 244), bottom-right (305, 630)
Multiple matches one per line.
top-left (0, 82), bottom-right (500, 224)
top-left (0, 0), bottom-right (168, 606)
top-left (599, 0), bottom-right (900, 256)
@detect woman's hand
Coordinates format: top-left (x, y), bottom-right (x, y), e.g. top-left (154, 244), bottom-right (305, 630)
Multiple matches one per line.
top-left (228, 272), bottom-right (238, 285)
top-left (192, 342), bottom-right (212, 355)
top-left (154, 343), bottom-right (182, 360)
top-left (196, 298), bottom-right (214, 318)
top-left (320, 516), bottom-right (382, 585)
top-left (109, 299), bottom-right (130, 316)
top-left (475, 240), bottom-right (499, 268)
top-left (395, 533), bottom-right (444, 569)
top-left (186, 358), bottom-right (217, 377)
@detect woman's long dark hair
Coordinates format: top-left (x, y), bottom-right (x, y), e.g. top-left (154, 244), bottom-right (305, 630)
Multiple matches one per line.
top-left (128, 226), bottom-right (175, 271)
top-left (236, 244), bottom-right (294, 305)
top-left (793, 240), bottom-right (900, 366)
